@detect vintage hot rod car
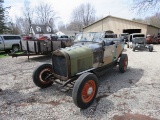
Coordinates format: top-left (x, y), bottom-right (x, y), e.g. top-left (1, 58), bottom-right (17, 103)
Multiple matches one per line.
top-left (132, 37), bottom-right (153, 52)
top-left (127, 33), bottom-right (145, 48)
top-left (32, 32), bottom-right (128, 109)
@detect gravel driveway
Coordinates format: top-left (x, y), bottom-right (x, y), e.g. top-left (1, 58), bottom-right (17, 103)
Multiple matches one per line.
top-left (0, 45), bottom-right (160, 120)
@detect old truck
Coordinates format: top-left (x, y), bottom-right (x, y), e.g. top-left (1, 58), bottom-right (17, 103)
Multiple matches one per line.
top-left (146, 34), bottom-right (160, 44)
top-left (32, 32), bottom-right (128, 109)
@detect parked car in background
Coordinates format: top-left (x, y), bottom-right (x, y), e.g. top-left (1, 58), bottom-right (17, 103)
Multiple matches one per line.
top-left (127, 33), bottom-right (145, 48)
top-left (119, 33), bottom-right (129, 43)
top-left (32, 32), bottom-right (128, 109)
top-left (146, 34), bottom-right (160, 44)
top-left (0, 35), bottom-right (21, 52)
top-left (132, 37), bottom-right (153, 52)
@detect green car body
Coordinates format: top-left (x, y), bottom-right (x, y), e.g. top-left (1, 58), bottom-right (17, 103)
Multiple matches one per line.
top-left (52, 46), bottom-right (94, 80)
top-left (52, 32), bottom-right (125, 81)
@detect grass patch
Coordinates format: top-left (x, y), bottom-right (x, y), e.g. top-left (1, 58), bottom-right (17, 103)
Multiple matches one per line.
top-left (0, 51), bottom-right (9, 58)
top-left (0, 51), bottom-right (23, 58)
top-left (15, 52), bottom-right (23, 54)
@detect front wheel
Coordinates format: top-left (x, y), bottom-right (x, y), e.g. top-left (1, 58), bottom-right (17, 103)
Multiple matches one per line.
top-left (119, 54), bottom-right (128, 73)
top-left (32, 64), bottom-right (54, 88)
top-left (72, 73), bottom-right (98, 109)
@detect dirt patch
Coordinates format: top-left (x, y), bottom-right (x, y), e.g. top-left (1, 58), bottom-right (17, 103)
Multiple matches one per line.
top-left (113, 113), bottom-right (157, 120)
top-left (1, 45), bottom-right (160, 119)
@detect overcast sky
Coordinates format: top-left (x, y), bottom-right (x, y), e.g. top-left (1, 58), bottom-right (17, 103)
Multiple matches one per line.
top-left (4, 0), bottom-right (153, 25)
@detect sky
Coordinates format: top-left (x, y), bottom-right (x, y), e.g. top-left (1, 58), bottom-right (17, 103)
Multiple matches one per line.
top-left (3, 0), bottom-right (154, 25)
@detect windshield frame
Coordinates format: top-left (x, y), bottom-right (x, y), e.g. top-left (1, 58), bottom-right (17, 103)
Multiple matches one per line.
top-left (75, 32), bottom-right (104, 42)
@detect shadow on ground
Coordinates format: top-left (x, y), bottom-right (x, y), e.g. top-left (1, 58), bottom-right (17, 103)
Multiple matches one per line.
top-left (80, 66), bottom-right (144, 118)
top-left (27, 55), bottom-right (52, 62)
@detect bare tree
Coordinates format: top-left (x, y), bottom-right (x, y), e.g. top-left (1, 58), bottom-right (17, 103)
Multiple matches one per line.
top-left (145, 13), bottom-right (160, 27)
top-left (58, 21), bottom-right (66, 31)
top-left (70, 3), bottom-right (96, 31)
top-left (35, 2), bottom-right (57, 27)
top-left (15, 17), bottom-right (29, 34)
top-left (133, 0), bottom-right (160, 13)
top-left (132, 12), bottom-right (160, 28)
top-left (66, 21), bottom-right (82, 31)
top-left (7, 19), bottom-right (20, 34)
top-left (132, 18), bottom-right (147, 23)
top-left (23, 0), bottom-right (33, 34)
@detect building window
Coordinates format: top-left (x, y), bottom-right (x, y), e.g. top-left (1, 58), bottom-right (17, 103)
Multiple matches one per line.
top-left (46, 26), bottom-right (51, 32)
top-left (36, 26), bottom-right (41, 32)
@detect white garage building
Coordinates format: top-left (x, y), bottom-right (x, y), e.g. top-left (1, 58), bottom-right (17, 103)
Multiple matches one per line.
top-left (83, 16), bottom-right (160, 36)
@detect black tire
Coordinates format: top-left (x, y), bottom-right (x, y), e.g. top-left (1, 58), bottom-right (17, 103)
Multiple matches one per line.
top-left (12, 45), bottom-right (19, 52)
top-left (132, 47), bottom-right (135, 52)
top-left (32, 64), bottom-right (53, 88)
top-left (119, 54), bottom-right (128, 73)
top-left (72, 72), bottom-right (98, 109)
top-left (127, 44), bottom-right (129, 48)
top-left (149, 47), bottom-right (153, 52)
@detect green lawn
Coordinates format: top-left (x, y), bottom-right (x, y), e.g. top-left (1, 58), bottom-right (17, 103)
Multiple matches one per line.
top-left (0, 51), bottom-right (9, 58)
top-left (0, 51), bottom-right (23, 58)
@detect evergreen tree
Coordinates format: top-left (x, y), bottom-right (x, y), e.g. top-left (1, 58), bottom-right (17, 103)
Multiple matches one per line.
top-left (0, 0), bottom-right (9, 33)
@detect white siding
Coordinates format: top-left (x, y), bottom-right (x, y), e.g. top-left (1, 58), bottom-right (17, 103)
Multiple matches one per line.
top-left (83, 16), bottom-right (152, 35)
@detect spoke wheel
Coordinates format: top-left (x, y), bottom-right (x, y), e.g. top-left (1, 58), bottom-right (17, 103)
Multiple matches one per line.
top-left (12, 45), bottom-right (19, 52)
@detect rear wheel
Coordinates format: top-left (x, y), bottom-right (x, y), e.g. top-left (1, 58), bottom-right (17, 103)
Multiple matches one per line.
top-left (119, 54), bottom-right (128, 73)
top-left (149, 47), bottom-right (153, 52)
top-left (32, 64), bottom-right (54, 88)
top-left (72, 72), bottom-right (98, 109)
top-left (12, 45), bottom-right (19, 52)
top-left (132, 47), bottom-right (136, 52)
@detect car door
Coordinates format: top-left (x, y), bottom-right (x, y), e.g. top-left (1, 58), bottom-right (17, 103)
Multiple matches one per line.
top-left (103, 44), bottom-right (115, 65)
top-left (3, 36), bottom-right (15, 49)
top-left (0, 36), bottom-right (5, 51)
top-left (115, 43), bottom-right (124, 59)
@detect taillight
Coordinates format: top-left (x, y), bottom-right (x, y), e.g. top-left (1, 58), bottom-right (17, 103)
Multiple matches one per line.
top-left (23, 36), bottom-right (32, 40)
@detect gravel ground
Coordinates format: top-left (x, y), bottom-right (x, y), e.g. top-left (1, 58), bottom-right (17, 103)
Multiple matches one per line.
top-left (0, 45), bottom-right (160, 120)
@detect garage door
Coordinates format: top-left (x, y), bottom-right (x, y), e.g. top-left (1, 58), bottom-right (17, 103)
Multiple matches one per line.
top-left (123, 29), bottom-right (141, 34)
